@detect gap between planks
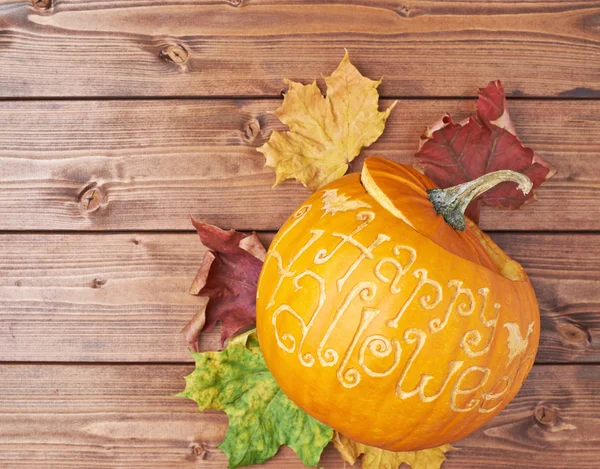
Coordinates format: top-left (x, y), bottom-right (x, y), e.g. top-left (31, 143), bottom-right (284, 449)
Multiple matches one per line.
top-left (0, 361), bottom-right (590, 367)
top-left (0, 230), bottom-right (598, 235)
top-left (0, 96), bottom-right (599, 102)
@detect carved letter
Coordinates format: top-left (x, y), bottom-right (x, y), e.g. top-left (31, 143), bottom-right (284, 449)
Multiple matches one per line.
top-left (314, 211), bottom-right (375, 264)
top-left (460, 288), bottom-right (499, 358)
top-left (374, 245), bottom-right (417, 294)
top-left (429, 280), bottom-right (475, 333)
top-left (387, 269), bottom-right (443, 328)
top-left (359, 335), bottom-right (402, 378)
top-left (318, 281), bottom-right (377, 367)
top-left (450, 366), bottom-right (491, 412)
top-left (337, 234), bottom-right (390, 292)
top-left (336, 308), bottom-right (380, 388)
top-left (271, 270), bottom-right (326, 367)
top-left (395, 329), bottom-right (463, 402)
top-left (266, 229), bottom-right (324, 308)
top-left (479, 376), bottom-right (512, 414)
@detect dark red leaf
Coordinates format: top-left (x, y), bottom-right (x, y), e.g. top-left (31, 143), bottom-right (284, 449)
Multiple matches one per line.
top-left (475, 80), bottom-right (517, 135)
top-left (415, 81), bottom-right (555, 223)
top-left (181, 308), bottom-right (206, 353)
top-left (185, 217), bottom-right (266, 350)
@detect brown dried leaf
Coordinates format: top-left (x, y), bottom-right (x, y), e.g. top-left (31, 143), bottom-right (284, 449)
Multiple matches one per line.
top-left (416, 81), bottom-right (556, 224)
top-left (333, 433), bottom-right (453, 469)
top-left (185, 218), bottom-right (266, 350)
top-left (258, 51), bottom-right (396, 191)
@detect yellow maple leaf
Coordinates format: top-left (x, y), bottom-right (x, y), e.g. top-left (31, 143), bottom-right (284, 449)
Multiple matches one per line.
top-left (257, 51), bottom-right (396, 191)
top-left (333, 433), bottom-right (454, 469)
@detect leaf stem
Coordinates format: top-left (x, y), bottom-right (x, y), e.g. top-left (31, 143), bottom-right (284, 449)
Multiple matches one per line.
top-left (428, 170), bottom-right (533, 231)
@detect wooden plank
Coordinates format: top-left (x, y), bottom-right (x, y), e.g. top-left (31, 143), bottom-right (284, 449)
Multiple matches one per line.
top-left (0, 232), bottom-right (597, 363)
top-left (0, 99), bottom-right (597, 231)
top-left (0, 0), bottom-right (598, 97)
top-left (0, 363), bottom-right (597, 468)
top-left (492, 232), bottom-right (599, 364)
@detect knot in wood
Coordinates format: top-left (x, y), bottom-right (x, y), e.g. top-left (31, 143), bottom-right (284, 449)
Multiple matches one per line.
top-left (190, 443), bottom-right (207, 459)
top-left (90, 278), bottom-right (107, 289)
top-left (160, 45), bottom-right (189, 65)
top-left (582, 12), bottom-right (600, 33)
top-left (79, 187), bottom-right (103, 213)
top-left (533, 403), bottom-right (559, 427)
top-left (397, 4), bottom-right (410, 17)
top-left (557, 319), bottom-right (591, 347)
top-left (227, 0), bottom-right (245, 7)
top-left (32, 0), bottom-right (51, 9)
top-left (243, 119), bottom-right (261, 143)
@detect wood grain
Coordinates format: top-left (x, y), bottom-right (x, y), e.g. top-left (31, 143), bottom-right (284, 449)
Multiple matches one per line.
top-left (0, 99), bottom-right (597, 231)
top-left (0, 232), bottom-right (597, 363)
top-left (0, 0), bottom-right (598, 97)
top-left (0, 1), bottom-right (596, 467)
top-left (0, 363), bottom-right (597, 468)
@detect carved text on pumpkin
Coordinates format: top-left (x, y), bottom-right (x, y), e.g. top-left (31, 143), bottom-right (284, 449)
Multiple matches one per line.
top-left (266, 200), bottom-right (535, 414)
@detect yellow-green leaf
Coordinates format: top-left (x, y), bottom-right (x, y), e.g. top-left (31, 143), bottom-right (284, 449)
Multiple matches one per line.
top-left (258, 51), bottom-right (396, 191)
top-left (178, 330), bottom-right (333, 468)
top-left (333, 432), bottom-right (454, 469)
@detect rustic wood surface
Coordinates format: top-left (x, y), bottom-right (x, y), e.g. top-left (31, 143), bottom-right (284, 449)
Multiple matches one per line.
top-left (0, 99), bottom-right (597, 231)
top-left (0, 0), bottom-right (599, 98)
top-left (0, 0), bottom-right (598, 467)
top-left (0, 232), bottom-right (597, 363)
top-left (0, 364), bottom-right (598, 468)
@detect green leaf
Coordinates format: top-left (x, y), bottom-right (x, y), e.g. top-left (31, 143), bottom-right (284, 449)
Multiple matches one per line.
top-left (179, 330), bottom-right (333, 468)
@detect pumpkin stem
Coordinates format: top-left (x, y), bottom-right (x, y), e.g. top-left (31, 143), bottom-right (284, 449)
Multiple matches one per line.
top-left (428, 170), bottom-right (533, 231)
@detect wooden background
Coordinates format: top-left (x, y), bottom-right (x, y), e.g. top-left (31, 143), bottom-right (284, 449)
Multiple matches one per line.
top-left (0, 0), bottom-right (598, 467)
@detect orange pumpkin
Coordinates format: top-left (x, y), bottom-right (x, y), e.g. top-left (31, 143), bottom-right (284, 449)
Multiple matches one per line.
top-left (256, 157), bottom-right (539, 451)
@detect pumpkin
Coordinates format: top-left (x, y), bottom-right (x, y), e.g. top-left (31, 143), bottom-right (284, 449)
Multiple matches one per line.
top-left (256, 156), bottom-right (540, 451)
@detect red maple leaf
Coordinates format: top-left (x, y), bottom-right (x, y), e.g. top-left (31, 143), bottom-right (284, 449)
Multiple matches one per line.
top-left (415, 81), bottom-right (556, 223)
top-left (183, 218), bottom-right (266, 350)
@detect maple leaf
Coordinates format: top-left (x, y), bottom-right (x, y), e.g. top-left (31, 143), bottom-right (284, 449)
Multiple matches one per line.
top-left (333, 433), bottom-right (453, 469)
top-left (258, 51), bottom-right (396, 191)
top-left (473, 79), bottom-right (517, 134)
top-left (179, 330), bottom-right (333, 468)
top-left (416, 80), bottom-right (556, 223)
top-left (184, 218), bottom-right (266, 350)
